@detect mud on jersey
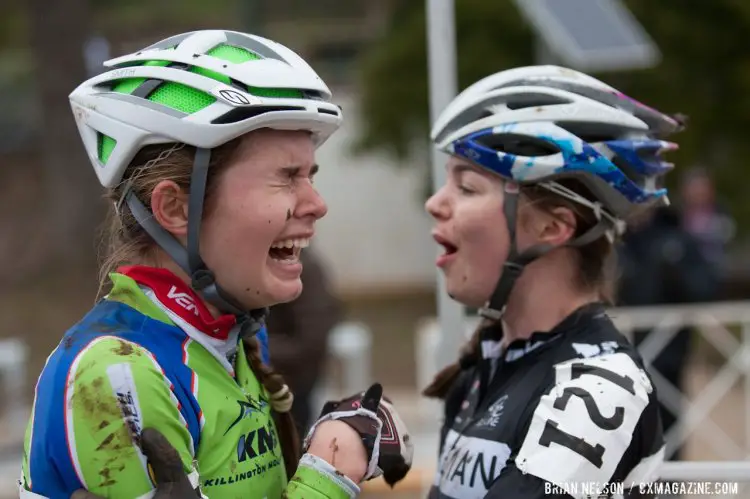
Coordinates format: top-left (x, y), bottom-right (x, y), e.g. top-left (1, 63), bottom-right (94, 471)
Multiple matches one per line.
top-left (21, 269), bottom-right (358, 499)
top-left (429, 303), bottom-right (664, 499)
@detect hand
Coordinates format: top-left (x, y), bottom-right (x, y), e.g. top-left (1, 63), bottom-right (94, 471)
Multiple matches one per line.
top-left (306, 420), bottom-right (369, 482)
top-left (71, 428), bottom-right (198, 499)
top-left (304, 383), bottom-right (414, 487)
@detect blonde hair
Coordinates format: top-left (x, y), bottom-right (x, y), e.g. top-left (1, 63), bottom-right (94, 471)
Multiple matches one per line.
top-left (97, 136), bottom-right (302, 477)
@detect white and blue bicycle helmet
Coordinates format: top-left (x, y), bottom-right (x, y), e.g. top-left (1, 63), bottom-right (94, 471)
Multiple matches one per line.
top-left (431, 65), bottom-right (685, 318)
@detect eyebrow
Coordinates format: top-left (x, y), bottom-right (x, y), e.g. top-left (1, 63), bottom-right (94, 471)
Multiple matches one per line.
top-left (448, 163), bottom-right (479, 177)
top-left (278, 164), bottom-right (319, 177)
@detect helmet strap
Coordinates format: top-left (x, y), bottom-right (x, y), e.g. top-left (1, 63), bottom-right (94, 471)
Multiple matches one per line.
top-left (124, 146), bottom-right (267, 336)
top-left (479, 185), bottom-right (612, 321)
top-left (479, 186), bottom-right (552, 320)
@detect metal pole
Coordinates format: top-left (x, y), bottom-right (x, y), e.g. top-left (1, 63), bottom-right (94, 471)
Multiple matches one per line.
top-left (534, 36), bottom-right (557, 64)
top-left (426, 0), bottom-right (466, 374)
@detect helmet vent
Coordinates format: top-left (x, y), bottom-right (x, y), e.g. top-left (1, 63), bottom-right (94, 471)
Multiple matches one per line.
top-left (317, 107), bottom-right (340, 116)
top-left (211, 105), bottom-right (306, 124)
top-left (504, 93), bottom-right (570, 111)
top-left (556, 122), bottom-right (622, 143)
top-left (476, 133), bottom-right (560, 157)
top-left (611, 154), bottom-right (661, 191)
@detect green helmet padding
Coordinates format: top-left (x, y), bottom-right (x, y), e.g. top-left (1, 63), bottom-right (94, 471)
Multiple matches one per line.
top-left (98, 43), bottom-right (305, 164)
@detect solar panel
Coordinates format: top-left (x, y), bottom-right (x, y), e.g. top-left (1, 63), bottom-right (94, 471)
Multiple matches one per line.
top-left (512, 0), bottom-right (660, 71)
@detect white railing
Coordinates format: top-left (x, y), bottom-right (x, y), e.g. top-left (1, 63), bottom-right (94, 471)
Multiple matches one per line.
top-left (415, 301), bottom-right (750, 498)
top-left (0, 338), bottom-right (30, 493)
top-left (659, 461), bottom-right (750, 481)
top-left (326, 321), bottom-right (373, 395)
top-left (310, 321), bottom-right (374, 421)
top-left (0, 338), bottom-right (30, 434)
top-left (610, 301), bottom-right (750, 463)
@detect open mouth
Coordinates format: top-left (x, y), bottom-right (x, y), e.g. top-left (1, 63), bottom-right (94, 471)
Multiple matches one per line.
top-left (441, 241), bottom-right (458, 256)
top-left (269, 238), bottom-right (310, 264)
top-left (433, 233), bottom-right (458, 256)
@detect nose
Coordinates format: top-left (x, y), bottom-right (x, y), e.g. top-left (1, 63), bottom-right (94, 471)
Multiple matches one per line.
top-left (425, 185), bottom-right (450, 220)
top-left (296, 181), bottom-right (328, 220)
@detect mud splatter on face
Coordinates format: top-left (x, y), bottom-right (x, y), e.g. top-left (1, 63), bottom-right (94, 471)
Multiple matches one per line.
top-left (286, 209), bottom-right (292, 221)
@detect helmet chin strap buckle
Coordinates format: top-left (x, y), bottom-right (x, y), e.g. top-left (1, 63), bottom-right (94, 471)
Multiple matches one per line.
top-left (239, 309), bottom-right (269, 338)
top-left (191, 268), bottom-right (216, 291)
top-left (479, 305), bottom-right (504, 321)
top-left (480, 259), bottom-right (526, 321)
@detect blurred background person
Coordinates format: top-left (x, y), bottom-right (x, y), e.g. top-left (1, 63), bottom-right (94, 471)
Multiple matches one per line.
top-left (267, 247), bottom-right (343, 435)
top-left (679, 167), bottom-right (736, 281)
top-left (617, 205), bottom-right (720, 460)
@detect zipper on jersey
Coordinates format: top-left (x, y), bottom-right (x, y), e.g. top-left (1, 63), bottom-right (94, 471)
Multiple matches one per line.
top-left (475, 322), bottom-right (506, 411)
top-left (472, 356), bottom-right (511, 425)
top-left (477, 356), bottom-right (497, 407)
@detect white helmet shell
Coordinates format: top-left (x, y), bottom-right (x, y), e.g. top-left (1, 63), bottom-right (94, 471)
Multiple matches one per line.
top-left (70, 30), bottom-right (343, 188)
top-left (430, 65), bottom-right (683, 220)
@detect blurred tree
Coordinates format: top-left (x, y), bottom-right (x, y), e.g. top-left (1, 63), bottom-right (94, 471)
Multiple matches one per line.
top-left (355, 0), bottom-right (533, 160)
top-left (355, 0), bottom-right (750, 230)
top-left (27, 0), bottom-right (103, 268)
top-left (93, 0), bottom-right (243, 42)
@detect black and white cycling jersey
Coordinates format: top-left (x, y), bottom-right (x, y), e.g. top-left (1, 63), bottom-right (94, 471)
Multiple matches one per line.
top-left (429, 303), bottom-right (664, 499)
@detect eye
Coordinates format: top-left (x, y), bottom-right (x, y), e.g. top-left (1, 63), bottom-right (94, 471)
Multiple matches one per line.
top-left (282, 169), bottom-right (301, 187)
top-left (308, 164), bottom-right (320, 184)
top-left (458, 184), bottom-right (475, 195)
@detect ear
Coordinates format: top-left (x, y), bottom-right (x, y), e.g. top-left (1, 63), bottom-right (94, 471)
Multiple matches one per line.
top-left (537, 206), bottom-right (577, 246)
top-left (150, 180), bottom-right (189, 239)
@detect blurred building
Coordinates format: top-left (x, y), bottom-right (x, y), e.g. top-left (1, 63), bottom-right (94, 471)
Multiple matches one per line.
top-left (0, 0), bottom-right (430, 392)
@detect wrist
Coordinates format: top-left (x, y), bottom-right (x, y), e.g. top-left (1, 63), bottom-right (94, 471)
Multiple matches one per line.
top-left (293, 454), bottom-right (360, 498)
top-left (306, 420), bottom-right (368, 482)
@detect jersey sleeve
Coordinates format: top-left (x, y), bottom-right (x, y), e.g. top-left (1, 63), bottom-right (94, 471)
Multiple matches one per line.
top-left (486, 352), bottom-right (659, 499)
top-left (284, 454), bottom-right (361, 499)
top-left (25, 336), bottom-right (195, 499)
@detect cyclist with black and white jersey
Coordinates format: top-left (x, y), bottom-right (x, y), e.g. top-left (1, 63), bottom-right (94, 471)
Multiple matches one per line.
top-left (423, 65), bottom-right (685, 499)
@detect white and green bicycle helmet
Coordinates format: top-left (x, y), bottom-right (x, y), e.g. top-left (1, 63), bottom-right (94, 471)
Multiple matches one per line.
top-left (69, 29), bottom-right (343, 328)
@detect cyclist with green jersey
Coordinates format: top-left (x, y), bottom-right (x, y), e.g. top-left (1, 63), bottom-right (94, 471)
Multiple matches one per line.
top-left (20, 30), bottom-right (412, 499)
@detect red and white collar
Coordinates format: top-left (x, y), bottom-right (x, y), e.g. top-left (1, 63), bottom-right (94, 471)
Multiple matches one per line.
top-left (118, 265), bottom-right (237, 340)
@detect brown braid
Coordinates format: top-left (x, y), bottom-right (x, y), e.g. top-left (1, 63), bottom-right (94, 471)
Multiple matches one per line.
top-left (242, 335), bottom-right (301, 479)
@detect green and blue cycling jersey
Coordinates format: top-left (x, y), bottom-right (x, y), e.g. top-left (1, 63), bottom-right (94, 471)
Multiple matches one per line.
top-left (21, 266), bottom-right (358, 499)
